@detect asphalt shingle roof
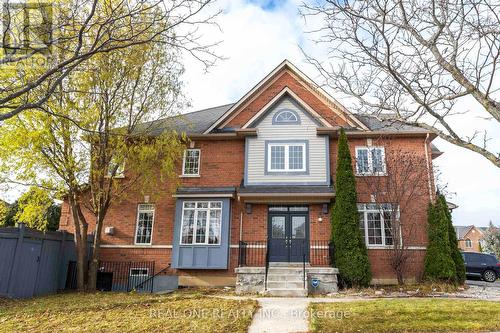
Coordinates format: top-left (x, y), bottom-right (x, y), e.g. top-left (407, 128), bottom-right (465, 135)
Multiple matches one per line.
top-left (138, 104), bottom-right (427, 135)
top-left (454, 225), bottom-right (474, 240)
top-left (239, 185), bottom-right (334, 194)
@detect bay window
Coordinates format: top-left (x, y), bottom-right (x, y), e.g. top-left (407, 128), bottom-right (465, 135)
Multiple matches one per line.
top-left (181, 201), bottom-right (222, 245)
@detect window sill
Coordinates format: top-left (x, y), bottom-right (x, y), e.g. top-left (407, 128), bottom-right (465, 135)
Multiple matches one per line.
top-left (356, 173), bottom-right (387, 177)
top-left (179, 243), bottom-right (221, 246)
top-left (179, 174), bottom-right (200, 178)
top-left (366, 245), bottom-right (394, 250)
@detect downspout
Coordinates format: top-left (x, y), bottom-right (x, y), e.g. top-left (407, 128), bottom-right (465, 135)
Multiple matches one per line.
top-left (424, 133), bottom-right (434, 203)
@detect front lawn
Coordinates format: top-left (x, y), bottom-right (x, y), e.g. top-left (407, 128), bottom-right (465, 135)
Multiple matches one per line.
top-left (0, 292), bottom-right (257, 333)
top-left (310, 299), bottom-right (500, 333)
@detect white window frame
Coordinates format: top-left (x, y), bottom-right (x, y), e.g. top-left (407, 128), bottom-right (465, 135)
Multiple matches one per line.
top-left (129, 268), bottom-right (149, 277)
top-left (465, 238), bottom-right (472, 248)
top-left (134, 204), bottom-right (155, 245)
top-left (274, 110), bottom-right (299, 123)
top-left (181, 149), bottom-right (201, 177)
top-left (180, 201), bottom-right (223, 245)
top-left (355, 146), bottom-right (387, 176)
top-left (267, 143), bottom-right (306, 172)
top-left (358, 203), bottom-right (399, 248)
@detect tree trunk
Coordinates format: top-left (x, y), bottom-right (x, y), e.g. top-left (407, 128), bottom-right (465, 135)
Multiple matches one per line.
top-left (87, 209), bottom-right (105, 291)
top-left (69, 196), bottom-right (88, 291)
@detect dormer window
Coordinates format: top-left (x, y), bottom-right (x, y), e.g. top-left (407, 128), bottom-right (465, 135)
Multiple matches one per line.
top-left (272, 109), bottom-right (300, 124)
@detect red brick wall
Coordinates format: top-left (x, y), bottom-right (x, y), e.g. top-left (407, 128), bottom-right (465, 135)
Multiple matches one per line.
top-left (58, 70), bottom-right (435, 283)
top-left (225, 71), bottom-right (352, 129)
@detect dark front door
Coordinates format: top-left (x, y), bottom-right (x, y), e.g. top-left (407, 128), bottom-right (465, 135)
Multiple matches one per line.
top-left (268, 206), bottom-right (309, 262)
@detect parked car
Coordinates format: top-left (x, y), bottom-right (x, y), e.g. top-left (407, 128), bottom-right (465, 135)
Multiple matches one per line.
top-left (462, 252), bottom-right (500, 282)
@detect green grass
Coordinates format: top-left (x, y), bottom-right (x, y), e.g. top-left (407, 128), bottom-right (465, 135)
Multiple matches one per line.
top-left (310, 299), bottom-right (500, 333)
top-left (0, 292), bottom-right (257, 333)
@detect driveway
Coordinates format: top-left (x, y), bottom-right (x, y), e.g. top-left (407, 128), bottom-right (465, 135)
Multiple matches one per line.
top-left (464, 279), bottom-right (500, 299)
top-left (466, 279), bottom-right (500, 288)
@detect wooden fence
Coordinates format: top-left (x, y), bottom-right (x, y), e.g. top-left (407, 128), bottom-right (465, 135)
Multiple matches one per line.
top-left (0, 223), bottom-right (91, 298)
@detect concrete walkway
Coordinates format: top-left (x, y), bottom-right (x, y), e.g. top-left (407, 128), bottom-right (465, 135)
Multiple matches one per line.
top-left (248, 298), bottom-right (310, 333)
top-left (215, 296), bottom-right (374, 333)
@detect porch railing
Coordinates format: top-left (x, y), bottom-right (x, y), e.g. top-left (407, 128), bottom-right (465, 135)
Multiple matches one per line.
top-left (238, 241), bottom-right (267, 267)
top-left (237, 240), bottom-right (335, 267)
top-left (310, 240), bottom-right (335, 266)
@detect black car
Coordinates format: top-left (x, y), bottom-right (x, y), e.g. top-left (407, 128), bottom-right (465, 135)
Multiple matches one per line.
top-left (462, 252), bottom-right (500, 283)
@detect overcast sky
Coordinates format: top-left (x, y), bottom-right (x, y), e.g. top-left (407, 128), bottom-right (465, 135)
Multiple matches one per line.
top-left (2, 0), bottom-right (499, 227)
top-left (179, 0), bottom-right (500, 227)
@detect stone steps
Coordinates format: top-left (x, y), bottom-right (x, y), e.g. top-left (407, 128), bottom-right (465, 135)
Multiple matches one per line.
top-left (265, 265), bottom-right (307, 297)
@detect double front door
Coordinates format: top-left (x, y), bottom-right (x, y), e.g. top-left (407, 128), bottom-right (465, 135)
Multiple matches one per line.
top-left (268, 206), bottom-right (309, 262)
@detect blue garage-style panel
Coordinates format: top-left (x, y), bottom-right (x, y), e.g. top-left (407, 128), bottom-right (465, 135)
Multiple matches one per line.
top-left (171, 197), bottom-right (231, 269)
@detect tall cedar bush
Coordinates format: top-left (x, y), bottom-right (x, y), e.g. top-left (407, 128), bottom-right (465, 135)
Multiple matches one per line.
top-left (423, 199), bottom-right (456, 281)
top-left (439, 194), bottom-right (466, 283)
top-left (331, 128), bottom-right (371, 287)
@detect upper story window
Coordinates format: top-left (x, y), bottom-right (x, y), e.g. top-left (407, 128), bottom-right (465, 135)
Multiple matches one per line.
top-left (181, 201), bottom-right (222, 245)
top-left (182, 149), bottom-right (200, 176)
top-left (358, 203), bottom-right (397, 247)
top-left (267, 141), bottom-right (307, 173)
top-left (465, 238), bottom-right (472, 248)
top-left (272, 109), bottom-right (300, 124)
top-left (135, 204), bottom-right (155, 245)
top-left (355, 147), bottom-right (386, 175)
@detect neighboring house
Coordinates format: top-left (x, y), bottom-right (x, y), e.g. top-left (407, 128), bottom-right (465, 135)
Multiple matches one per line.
top-left (59, 60), bottom-right (441, 291)
top-left (455, 225), bottom-right (485, 252)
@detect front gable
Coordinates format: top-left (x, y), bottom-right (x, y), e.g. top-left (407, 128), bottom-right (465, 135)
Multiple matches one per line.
top-left (244, 94), bottom-right (330, 186)
top-left (205, 60), bottom-right (368, 133)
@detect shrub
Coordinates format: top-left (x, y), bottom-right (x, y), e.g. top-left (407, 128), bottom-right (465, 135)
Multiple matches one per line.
top-left (438, 194), bottom-right (466, 283)
top-left (423, 198), bottom-right (456, 281)
top-left (331, 128), bottom-right (371, 287)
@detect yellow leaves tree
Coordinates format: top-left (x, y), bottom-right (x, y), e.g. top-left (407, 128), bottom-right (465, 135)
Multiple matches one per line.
top-left (0, 35), bottom-right (188, 290)
top-left (15, 187), bottom-right (59, 232)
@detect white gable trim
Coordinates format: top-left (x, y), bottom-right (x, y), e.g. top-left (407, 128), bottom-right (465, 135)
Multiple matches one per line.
top-left (242, 87), bottom-right (330, 128)
top-left (204, 60), bottom-right (368, 134)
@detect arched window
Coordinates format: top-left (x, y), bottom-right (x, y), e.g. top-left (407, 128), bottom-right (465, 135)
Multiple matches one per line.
top-left (273, 109), bottom-right (300, 124)
top-left (465, 238), bottom-right (472, 248)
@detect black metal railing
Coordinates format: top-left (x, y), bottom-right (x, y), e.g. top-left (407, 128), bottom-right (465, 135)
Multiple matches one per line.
top-left (65, 260), bottom-right (156, 292)
top-left (265, 241), bottom-right (270, 290)
top-left (131, 263), bottom-right (171, 292)
top-left (238, 241), bottom-right (267, 267)
top-left (302, 239), bottom-right (306, 289)
top-left (309, 241), bottom-right (335, 266)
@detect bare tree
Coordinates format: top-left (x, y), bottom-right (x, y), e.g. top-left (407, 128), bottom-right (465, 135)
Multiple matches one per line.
top-left (301, 0), bottom-right (500, 167)
top-left (0, 0), bottom-right (219, 121)
top-left (358, 141), bottom-right (430, 283)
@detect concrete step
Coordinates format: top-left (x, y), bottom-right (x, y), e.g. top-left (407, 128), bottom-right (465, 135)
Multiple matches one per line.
top-left (266, 288), bottom-right (308, 297)
top-left (267, 268), bottom-right (304, 275)
top-left (267, 281), bottom-right (306, 289)
top-left (266, 274), bottom-right (303, 282)
top-left (269, 262), bottom-right (310, 267)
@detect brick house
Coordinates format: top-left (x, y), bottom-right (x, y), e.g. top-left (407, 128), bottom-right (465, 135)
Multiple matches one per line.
top-left (59, 60), bottom-right (441, 293)
top-left (454, 225), bottom-right (486, 252)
